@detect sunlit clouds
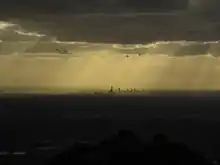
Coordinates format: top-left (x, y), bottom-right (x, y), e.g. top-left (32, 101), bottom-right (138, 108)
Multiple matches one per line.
top-left (1, 19), bottom-right (220, 93)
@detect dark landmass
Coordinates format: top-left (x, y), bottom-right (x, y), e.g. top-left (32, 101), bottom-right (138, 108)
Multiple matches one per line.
top-left (47, 130), bottom-right (212, 165)
top-left (1, 92), bottom-right (220, 165)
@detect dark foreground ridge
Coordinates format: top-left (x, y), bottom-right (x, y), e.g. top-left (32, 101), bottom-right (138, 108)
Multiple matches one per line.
top-left (47, 130), bottom-right (212, 165)
top-left (1, 91), bottom-right (220, 164)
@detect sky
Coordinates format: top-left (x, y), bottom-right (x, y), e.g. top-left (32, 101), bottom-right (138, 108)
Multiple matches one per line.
top-left (0, 0), bottom-right (219, 15)
top-left (0, 0), bottom-right (220, 92)
top-left (0, 0), bottom-right (188, 13)
top-left (189, 0), bottom-right (220, 11)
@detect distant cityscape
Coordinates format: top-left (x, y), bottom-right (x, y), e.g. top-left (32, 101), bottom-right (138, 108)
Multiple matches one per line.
top-left (107, 86), bottom-right (148, 94)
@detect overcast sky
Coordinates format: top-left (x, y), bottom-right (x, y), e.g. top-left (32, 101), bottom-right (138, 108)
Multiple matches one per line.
top-left (0, 0), bottom-right (188, 12)
top-left (0, 0), bottom-right (219, 15)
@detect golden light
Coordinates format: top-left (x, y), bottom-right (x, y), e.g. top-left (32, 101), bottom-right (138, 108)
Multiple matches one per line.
top-left (1, 41), bottom-right (220, 94)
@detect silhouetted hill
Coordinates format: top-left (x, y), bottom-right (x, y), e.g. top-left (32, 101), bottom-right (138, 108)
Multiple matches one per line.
top-left (48, 130), bottom-right (212, 165)
top-left (1, 94), bottom-right (220, 164)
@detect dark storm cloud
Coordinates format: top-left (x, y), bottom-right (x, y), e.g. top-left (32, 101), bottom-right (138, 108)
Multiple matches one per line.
top-left (1, 0), bottom-right (220, 14)
top-left (0, 0), bottom-right (188, 14)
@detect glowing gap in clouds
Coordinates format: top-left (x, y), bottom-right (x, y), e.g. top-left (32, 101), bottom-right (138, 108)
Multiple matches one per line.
top-left (0, 21), bottom-right (15, 30)
top-left (1, 50), bottom-right (220, 94)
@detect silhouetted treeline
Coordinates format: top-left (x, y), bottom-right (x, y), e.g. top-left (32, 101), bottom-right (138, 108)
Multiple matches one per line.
top-left (1, 0), bottom-right (188, 14)
top-left (47, 130), bottom-right (212, 165)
